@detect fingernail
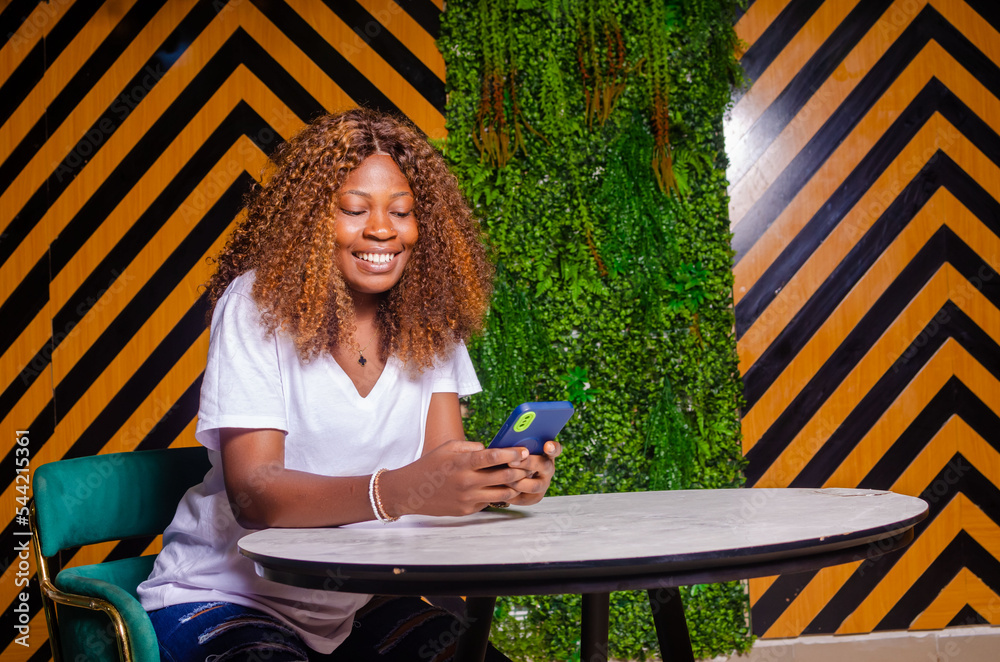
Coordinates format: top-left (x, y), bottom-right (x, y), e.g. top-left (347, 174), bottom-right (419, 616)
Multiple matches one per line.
top-left (521, 449), bottom-right (529, 458)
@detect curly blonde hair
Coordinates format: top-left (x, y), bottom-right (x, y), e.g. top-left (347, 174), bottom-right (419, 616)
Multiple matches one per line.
top-left (207, 108), bottom-right (493, 370)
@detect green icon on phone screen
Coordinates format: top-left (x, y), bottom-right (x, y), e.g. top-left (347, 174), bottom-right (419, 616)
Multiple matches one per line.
top-left (513, 412), bottom-right (535, 432)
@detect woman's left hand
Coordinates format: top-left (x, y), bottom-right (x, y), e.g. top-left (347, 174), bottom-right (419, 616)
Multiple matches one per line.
top-left (504, 440), bottom-right (562, 506)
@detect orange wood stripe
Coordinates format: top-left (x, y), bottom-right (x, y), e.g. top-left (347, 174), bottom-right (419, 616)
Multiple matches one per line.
top-left (0, 313), bottom-right (51, 401)
top-left (736, 115), bottom-right (1000, 371)
top-left (429, 0), bottom-right (443, 12)
top-left (730, 6), bottom-right (1000, 239)
top-left (910, 570), bottom-right (999, 629)
top-left (50, 141), bottom-right (262, 379)
top-left (50, 156), bottom-right (253, 450)
top-left (171, 416), bottom-right (200, 450)
top-left (238, 2), bottom-right (357, 118)
top-left (734, 0), bottom-right (795, 54)
top-left (932, 0), bottom-right (1000, 68)
top-left (827, 361), bottom-right (1000, 489)
top-left (740, 190), bottom-right (955, 453)
top-left (740, 181), bottom-right (1000, 431)
top-left (750, 574), bottom-right (779, 601)
top-left (839, 495), bottom-right (1000, 632)
top-left (740, 263), bottom-right (951, 454)
top-left (0, 612), bottom-right (47, 662)
top-left (760, 560), bottom-right (862, 637)
top-left (48, 70), bottom-right (298, 317)
top-left (102, 327), bottom-right (209, 455)
top-left (0, 0), bottom-right (75, 88)
top-left (726, 0), bottom-right (866, 161)
top-left (891, 418), bottom-right (1000, 497)
top-left (0, 0), bottom-right (203, 303)
top-left (731, 42), bottom-right (1000, 291)
top-left (50, 232), bottom-right (231, 455)
top-left (751, 275), bottom-right (1000, 485)
top-left (1, 0), bottom-right (108, 152)
top-left (729, 0), bottom-right (925, 238)
top-left (283, 0), bottom-right (445, 139)
top-left (356, 0), bottom-right (445, 83)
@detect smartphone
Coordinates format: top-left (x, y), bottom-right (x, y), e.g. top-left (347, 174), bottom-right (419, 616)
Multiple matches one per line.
top-left (486, 401), bottom-right (574, 455)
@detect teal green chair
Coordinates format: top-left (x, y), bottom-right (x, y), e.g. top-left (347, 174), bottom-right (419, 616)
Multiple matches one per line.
top-left (31, 447), bottom-right (211, 662)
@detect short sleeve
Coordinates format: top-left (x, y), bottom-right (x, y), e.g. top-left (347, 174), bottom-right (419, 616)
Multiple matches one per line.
top-left (195, 277), bottom-right (288, 450)
top-left (430, 342), bottom-right (482, 398)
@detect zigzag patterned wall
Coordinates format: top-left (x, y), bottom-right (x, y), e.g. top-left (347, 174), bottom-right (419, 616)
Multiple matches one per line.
top-left (0, 0), bottom-right (444, 659)
top-left (729, 0), bottom-right (1000, 638)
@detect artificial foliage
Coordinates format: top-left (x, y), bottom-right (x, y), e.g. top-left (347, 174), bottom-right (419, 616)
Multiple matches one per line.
top-left (439, 0), bottom-right (751, 659)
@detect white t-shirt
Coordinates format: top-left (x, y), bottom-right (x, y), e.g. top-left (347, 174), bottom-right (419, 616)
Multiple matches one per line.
top-left (137, 272), bottom-right (482, 653)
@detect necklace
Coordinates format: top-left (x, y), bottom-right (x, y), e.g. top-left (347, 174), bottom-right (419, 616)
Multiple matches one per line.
top-left (357, 331), bottom-right (376, 367)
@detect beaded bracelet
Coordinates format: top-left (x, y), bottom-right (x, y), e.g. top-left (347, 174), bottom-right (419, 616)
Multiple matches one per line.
top-left (369, 468), bottom-right (399, 523)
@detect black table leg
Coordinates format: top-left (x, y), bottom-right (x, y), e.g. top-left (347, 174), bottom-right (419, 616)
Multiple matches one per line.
top-left (647, 587), bottom-right (695, 662)
top-left (455, 596), bottom-right (496, 662)
top-left (581, 592), bottom-right (610, 662)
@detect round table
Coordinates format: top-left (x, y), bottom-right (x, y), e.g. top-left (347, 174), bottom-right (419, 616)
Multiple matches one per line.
top-left (240, 488), bottom-right (927, 661)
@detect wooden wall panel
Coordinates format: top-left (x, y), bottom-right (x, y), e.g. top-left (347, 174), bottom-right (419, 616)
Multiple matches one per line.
top-left (730, 0), bottom-right (1000, 639)
top-left (0, 1), bottom-right (444, 659)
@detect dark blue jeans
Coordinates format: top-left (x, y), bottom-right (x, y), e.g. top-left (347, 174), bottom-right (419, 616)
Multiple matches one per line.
top-left (148, 597), bottom-right (511, 662)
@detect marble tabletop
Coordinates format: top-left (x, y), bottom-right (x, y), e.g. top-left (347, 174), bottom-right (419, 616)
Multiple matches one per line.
top-left (239, 488), bottom-right (926, 595)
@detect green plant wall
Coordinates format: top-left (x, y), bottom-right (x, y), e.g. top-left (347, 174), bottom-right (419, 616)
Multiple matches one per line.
top-left (440, 0), bottom-right (752, 659)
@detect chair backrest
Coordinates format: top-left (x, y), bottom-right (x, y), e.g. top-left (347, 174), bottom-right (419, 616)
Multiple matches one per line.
top-left (32, 447), bottom-right (211, 662)
top-left (34, 447), bottom-right (211, 557)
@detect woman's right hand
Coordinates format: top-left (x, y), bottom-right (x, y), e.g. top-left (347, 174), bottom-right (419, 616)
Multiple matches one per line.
top-left (379, 440), bottom-right (532, 517)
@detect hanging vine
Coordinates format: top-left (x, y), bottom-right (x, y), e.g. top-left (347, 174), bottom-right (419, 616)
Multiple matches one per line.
top-left (576, 0), bottom-right (634, 128)
top-left (472, 0), bottom-right (544, 167)
top-left (643, 0), bottom-right (679, 195)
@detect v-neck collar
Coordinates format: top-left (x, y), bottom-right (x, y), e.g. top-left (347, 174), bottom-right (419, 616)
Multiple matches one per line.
top-left (330, 353), bottom-right (394, 400)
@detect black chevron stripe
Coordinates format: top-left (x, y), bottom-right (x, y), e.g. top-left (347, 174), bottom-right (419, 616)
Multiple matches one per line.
top-left (321, 0), bottom-right (444, 110)
top-left (948, 604), bottom-right (989, 627)
top-left (0, 344), bottom-right (47, 424)
top-left (0, 166), bottom-right (244, 498)
top-left (0, 0), bottom-right (168, 206)
top-left (392, 0), bottom-right (441, 39)
top-left (0, 0), bottom-right (104, 131)
top-left (0, 39), bottom-right (43, 132)
top-left (48, 30), bottom-right (322, 279)
top-left (0, 29), bottom-right (323, 377)
top-left (876, 529), bottom-right (1000, 630)
top-left (736, 74), bottom-right (1000, 339)
top-left (55, 178), bottom-right (245, 452)
top-left (26, 639), bottom-right (50, 662)
top-left (249, 0), bottom-right (399, 114)
top-left (965, 0), bottom-right (1000, 32)
top-left (134, 373), bottom-right (203, 452)
top-left (754, 456), bottom-right (1000, 635)
top-left (741, 151), bottom-right (1000, 408)
top-left (861, 379), bottom-right (1000, 490)
top-left (0, 253), bottom-right (48, 359)
top-left (49, 111), bottom-right (281, 344)
top-left (0, 96), bottom-right (280, 419)
top-left (0, 0), bottom-right (40, 51)
top-left (731, 5), bottom-right (1000, 265)
top-left (746, 234), bottom-right (1000, 486)
top-left (61, 293), bottom-right (210, 461)
top-left (732, 0), bottom-right (824, 103)
top-left (104, 536), bottom-right (157, 564)
top-left (730, 0), bottom-right (892, 182)
top-left (0, 0), bottom-right (404, 274)
top-left (787, 303), bottom-right (1000, 488)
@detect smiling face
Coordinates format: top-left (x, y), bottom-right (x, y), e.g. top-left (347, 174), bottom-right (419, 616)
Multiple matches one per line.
top-left (333, 154), bottom-right (417, 299)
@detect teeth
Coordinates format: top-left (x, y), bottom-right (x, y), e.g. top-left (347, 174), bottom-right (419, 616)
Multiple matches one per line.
top-left (359, 253), bottom-right (394, 264)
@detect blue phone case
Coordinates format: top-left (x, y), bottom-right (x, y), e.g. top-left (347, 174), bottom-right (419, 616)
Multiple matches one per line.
top-left (486, 401), bottom-right (574, 455)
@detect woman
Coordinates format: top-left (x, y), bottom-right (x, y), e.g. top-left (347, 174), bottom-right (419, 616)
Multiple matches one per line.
top-left (138, 108), bottom-right (561, 661)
